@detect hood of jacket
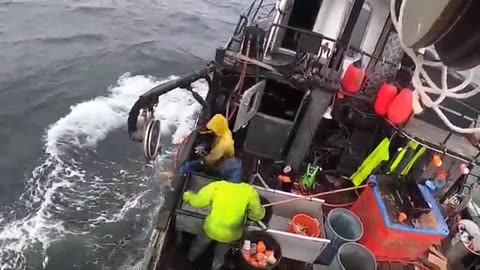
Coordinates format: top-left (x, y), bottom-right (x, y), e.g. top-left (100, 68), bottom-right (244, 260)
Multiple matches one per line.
top-left (206, 114), bottom-right (229, 137)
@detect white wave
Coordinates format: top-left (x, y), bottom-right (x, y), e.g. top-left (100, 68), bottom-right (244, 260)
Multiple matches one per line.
top-left (45, 73), bottom-right (206, 155)
top-left (112, 190), bottom-right (148, 222)
top-left (0, 73), bottom-right (208, 269)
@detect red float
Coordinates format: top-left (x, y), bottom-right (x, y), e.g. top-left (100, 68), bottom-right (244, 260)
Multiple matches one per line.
top-left (341, 59), bottom-right (365, 93)
top-left (374, 82), bottom-right (398, 116)
top-left (386, 88), bottom-right (413, 124)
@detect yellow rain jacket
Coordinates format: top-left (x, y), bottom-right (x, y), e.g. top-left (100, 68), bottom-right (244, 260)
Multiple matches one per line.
top-left (183, 181), bottom-right (265, 243)
top-left (203, 114), bottom-right (235, 165)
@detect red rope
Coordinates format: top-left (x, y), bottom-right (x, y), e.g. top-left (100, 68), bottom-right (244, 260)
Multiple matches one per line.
top-left (174, 128), bottom-right (197, 169)
top-left (174, 123), bottom-right (208, 169)
top-left (226, 40), bottom-right (251, 121)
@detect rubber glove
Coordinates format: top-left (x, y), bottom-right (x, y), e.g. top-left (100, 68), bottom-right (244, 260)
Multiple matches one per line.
top-left (195, 143), bottom-right (208, 156)
top-left (183, 191), bottom-right (193, 203)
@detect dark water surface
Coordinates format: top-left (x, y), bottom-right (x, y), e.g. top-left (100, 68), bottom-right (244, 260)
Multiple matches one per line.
top-left (0, 0), bottom-right (245, 269)
top-left (2, 1), bottom-right (480, 270)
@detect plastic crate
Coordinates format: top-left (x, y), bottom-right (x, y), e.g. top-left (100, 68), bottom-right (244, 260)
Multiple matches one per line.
top-left (350, 175), bottom-right (449, 261)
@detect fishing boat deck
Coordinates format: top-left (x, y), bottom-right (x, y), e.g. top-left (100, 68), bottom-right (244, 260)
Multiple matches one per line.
top-left (159, 227), bottom-right (323, 270)
top-left (313, 263), bottom-right (415, 270)
top-left (158, 127), bottom-right (458, 270)
top-left (163, 152), bottom-right (362, 270)
top-left (135, 0), bottom-right (480, 268)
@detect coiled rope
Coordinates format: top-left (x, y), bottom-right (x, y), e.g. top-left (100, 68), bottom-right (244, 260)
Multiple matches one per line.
top-left (390, 0), bottom-right (480, 134)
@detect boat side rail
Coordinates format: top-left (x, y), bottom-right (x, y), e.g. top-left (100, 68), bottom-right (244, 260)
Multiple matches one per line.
top-left (400, 118), bottom-right (480, 165)
top-left (264, 23), bottom-right (334, 59)
top-left (254, 3), bottom-right (276, 21)
top-left (226, 0), bottom-right (276, 51)
top-left (266, 23), bottom-right (415, 72)
top-left (270, 23), bottom-right (337, 44)
top-left (403, 67), bottom-right (480, 160)
top-left (232, 0), bottom-right (276, 36)
top-left (174, 172), bottom-right (209, 220)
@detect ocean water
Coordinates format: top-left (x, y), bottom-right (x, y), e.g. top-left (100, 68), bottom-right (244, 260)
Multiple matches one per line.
top-left (0, 0), bottom-right (246, 269)
top-left (1, 1), bottom-right (480, 269)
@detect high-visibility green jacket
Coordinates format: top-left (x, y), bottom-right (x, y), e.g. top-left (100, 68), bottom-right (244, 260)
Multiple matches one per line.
top-left (183, 181), bottom-right (265, 243)
top-left (387, 141), bottom-right (426, 176)
top-left (350, 138), bottom-right (426, 186)
top-left (350, 137), bottom-right (390, 186)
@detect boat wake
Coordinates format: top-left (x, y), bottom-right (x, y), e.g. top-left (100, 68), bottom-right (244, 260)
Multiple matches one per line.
top-left (0, 74), bottom-right (208, 270)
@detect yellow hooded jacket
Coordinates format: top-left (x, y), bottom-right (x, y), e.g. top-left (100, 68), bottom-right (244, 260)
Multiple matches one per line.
top-left (203, 114), bottom-right (235, 165)
top-left (183, 181), bottom-right (265, 243)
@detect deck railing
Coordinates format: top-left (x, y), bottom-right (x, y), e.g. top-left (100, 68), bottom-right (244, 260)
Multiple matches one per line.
top-left (232, 0), bottom-right (276, 37)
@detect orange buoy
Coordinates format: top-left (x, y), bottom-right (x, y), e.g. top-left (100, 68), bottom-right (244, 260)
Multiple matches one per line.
top-left (386, 88), bottom-right (413, 124)
top-left (374, 82), bottom-right (398, 116)
top-left (341, 59), bottom-right (365, 93)
top-left (431, 154), bottom-right (443, 167)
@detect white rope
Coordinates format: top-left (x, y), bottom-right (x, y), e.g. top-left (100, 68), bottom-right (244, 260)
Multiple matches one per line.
top-left (390, 0), bottom-right (480, 134)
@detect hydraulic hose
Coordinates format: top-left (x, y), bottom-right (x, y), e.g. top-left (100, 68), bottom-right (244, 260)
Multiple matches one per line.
top-left (127, 64), bottom-right (214, 139)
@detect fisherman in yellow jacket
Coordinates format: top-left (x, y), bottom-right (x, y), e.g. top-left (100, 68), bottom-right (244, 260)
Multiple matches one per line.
top-left (180, 114), bottom-right (242, 182)
top-left (184, 180), bottom-right (265, 270)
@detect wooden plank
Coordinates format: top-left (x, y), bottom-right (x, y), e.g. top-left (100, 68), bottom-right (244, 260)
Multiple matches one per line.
top-left (429, 246), bottom-right (447, 262)
top-left (423, 252), bottom-right (447, 270)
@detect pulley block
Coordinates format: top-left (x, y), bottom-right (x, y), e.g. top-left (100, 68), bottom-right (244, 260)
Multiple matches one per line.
top-left (400, 0), bottom-right (480, 70)
top-left (143, 119), bottom-right (162, 161)
top-left (400, 0), bottom-right (471, 49)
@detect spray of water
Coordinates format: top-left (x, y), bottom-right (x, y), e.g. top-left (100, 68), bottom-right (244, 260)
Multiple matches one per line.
top-left (0, 73), bottom-right (208, 269)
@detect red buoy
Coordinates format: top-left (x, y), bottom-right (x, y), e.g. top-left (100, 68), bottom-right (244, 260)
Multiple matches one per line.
top-left (341, 59), bottom-right (365, 93)
top-left (386, 88), bottom-right (413, 124)
top-left (374, 82), bottom-right (398, 116)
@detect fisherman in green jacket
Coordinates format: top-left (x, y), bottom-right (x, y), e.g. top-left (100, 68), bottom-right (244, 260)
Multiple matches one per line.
top-left (184, 180), bottom-right (265, 270)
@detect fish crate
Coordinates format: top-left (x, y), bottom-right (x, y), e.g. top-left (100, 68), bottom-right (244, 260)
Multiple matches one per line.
top-left (350, 175), bottom-right (449, 261)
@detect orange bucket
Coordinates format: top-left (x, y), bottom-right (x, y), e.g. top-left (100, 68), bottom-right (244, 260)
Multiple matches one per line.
top-left (288, 213), bottom-right (321, 237)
